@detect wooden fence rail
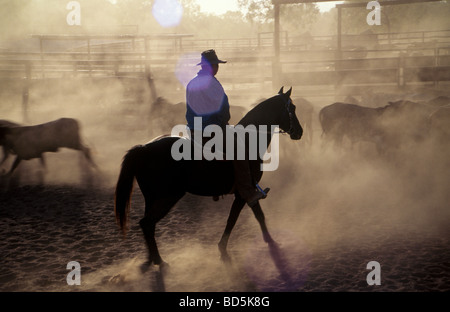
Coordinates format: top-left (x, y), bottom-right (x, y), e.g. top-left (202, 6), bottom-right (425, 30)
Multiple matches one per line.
top-left (1, 30), bottom-right (450, 117)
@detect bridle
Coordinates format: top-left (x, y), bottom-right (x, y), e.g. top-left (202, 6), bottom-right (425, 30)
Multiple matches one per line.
top-left (277, 97), bottom-right (294, 135)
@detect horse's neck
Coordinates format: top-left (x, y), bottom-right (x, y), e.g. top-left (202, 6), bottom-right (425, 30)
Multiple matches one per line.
top-left (238, 103), bottom-right (279, 156)
top-left (239, 96), bottom-right (281, 126)
top-left (258, 127), bottom-right (275, 152)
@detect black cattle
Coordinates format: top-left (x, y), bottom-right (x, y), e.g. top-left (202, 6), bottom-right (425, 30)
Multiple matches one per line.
top-left (380, 100), bottom-right (436, 147)
top-left (319, 102), bottom-right (386, 150)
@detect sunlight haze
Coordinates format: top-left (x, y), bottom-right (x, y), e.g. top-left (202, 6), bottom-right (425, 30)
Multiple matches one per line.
top-left (195, 0), bottom-right (343, 15)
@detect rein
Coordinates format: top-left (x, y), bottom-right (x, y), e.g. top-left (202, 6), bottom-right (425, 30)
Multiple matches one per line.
top-left (276, 97), bottom-right (294, 135)
top-left (240, 96), bottom-right (294, 136)
top-left (231, 96), bottom-right (294, 136)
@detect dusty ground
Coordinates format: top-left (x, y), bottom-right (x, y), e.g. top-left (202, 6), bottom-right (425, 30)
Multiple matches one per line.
top-left (1, 80), bottom-right (449, 292)
top-left (1, 139), bottom-right (449, 292)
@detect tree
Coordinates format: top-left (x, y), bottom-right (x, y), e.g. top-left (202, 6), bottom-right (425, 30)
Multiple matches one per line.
top-left (338, 0), bottom-right (450, 34)
top-left (237, 0), bottom-right (320, 34)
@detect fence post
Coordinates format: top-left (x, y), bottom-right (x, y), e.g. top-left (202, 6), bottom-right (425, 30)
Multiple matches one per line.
top-left (434, 47), bottom-right (439, 86)
top-left (398, 55), bottom-right (405, 89)
top-left (87, 38), bottom-right (92, 77)
top-left (22, 61), bottom-right (31, 124)
top-left (39, 37), bottom-right (45, 78)
top-left (272, 3), bottom-right (281, 89)
top-left (145, 64), bottom-right (157, 102)
top-left (334, 6), bottom-right (343, 99)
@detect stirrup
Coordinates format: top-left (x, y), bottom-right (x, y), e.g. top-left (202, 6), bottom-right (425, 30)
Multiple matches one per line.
top-left (256, 183), bottom-right (270, 199)
top-left (248, 184), bottom-right (270, 207)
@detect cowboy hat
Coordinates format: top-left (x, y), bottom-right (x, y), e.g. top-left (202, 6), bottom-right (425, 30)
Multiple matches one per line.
top-left (197, 49), bottom-right (227, 66)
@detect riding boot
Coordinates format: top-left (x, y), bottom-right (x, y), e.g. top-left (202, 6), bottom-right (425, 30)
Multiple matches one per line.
top-left (233, 159), bottom-right (269, 207)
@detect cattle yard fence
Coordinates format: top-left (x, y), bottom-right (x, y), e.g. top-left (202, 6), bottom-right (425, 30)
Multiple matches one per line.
top-left (1, 29), bottom-right (450, 121)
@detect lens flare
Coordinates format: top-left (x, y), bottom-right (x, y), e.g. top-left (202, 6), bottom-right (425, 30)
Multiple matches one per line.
top-left (152, 0), bottom-right (183, 28)
top-left (175, 52), bottom-right (201, 88)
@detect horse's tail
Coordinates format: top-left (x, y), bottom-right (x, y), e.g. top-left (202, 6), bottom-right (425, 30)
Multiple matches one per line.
top-left (114, 145), bottom-right (143, 235)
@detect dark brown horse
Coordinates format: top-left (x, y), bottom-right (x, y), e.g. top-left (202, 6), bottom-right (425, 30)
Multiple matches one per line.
top-left (114, 87), bottom-right (303, 268)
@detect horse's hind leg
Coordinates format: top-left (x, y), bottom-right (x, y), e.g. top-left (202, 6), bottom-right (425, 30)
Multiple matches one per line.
top-left (140, 194), bottom-right (185, 268)
top-left (218, 194), bottom-right (246, 262)
top-left (140, 218), bottom-right (161, 265)
top-left (249, 201), bottom-right (274, 244)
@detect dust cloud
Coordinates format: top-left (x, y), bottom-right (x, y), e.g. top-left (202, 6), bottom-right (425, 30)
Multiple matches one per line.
top-left (1, 0), bottom-right (449, 292)
top-left (0, 77), bottom-right (150, 188)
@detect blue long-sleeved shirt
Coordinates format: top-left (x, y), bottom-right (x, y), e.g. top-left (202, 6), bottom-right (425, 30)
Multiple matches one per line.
top-left (186, 70), bottom-right (230, 130)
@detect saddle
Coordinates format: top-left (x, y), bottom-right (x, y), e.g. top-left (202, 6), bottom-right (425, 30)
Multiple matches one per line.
top-left (190, 135), bottom-right (229, 162)
top-left (187, 135), bottom-right (268, 203)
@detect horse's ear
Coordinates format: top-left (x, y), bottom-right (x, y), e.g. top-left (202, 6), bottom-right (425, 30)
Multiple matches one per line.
top-left (285, 87), bottom-right (292, 97)
top-left (278, 87), bottom-right (284, 94)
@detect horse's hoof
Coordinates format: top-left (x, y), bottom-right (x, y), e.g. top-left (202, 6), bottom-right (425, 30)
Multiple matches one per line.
top-left (267, 239), bottom-right (279, 248)
top-left (220, 253), bottom-right (232, 264)
top-left (140, 260), bottom-right (152, 273)
top-left (263, 233), bottom-right (275, 244)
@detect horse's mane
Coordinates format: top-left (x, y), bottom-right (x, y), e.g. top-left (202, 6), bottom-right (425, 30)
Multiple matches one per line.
top-left (238, 94), bottom-right (282, 126)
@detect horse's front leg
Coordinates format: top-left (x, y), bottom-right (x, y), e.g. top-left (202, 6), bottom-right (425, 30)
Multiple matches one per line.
top-left (218, 194), bottom-right (246, 262)
top-left (0, 146), bottom-right (9, 168)
top-left (249, 201), bottom-right (274, 244)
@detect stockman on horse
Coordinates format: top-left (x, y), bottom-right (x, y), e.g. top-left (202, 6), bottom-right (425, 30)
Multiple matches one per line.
top-left (115, 84), bottom-right (303, 267)
top-left (185, 49), bottom-right (269, 208)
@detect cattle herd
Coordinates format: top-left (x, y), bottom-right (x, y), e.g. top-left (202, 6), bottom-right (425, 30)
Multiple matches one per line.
top-left (0, 91), bottom-right (449, 188)
top-left (317, 95), bottom-right (450, 156)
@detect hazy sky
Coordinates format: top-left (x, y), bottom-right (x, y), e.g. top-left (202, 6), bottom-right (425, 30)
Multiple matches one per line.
top-left (196, 0), bottom-right (344, 15)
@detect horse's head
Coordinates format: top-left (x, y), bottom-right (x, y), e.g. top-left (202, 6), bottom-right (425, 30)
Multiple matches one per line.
top-left (277, 87), bottom-right (303, 140)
